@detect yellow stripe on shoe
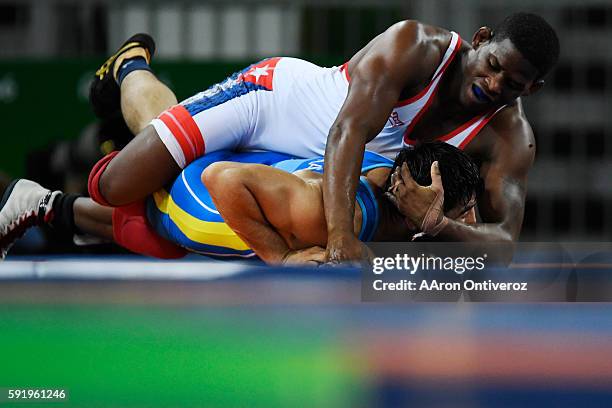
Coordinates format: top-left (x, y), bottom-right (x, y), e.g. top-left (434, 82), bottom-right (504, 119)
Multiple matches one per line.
top-left (95, 42), bottom-right (152, 80)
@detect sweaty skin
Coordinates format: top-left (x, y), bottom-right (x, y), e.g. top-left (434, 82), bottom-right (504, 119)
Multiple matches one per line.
top-left (36, 153), bottom-right (473, 265)
top-left (94, 20), bottom-right (541, 262)
top-left (202, 162), bottom-right (470, 265)
top-left (324, 20), bottom-right (541, 262)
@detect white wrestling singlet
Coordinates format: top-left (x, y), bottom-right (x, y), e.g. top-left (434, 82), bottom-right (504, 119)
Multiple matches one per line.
top-left (151, 31), bottom-right (503, 168)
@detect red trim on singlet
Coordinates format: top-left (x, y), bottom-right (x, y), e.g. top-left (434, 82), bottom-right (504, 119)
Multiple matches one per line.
top-left (170, 105), bottom-right (205, 156)
top-left (402, 108), bottom-right (500, 150)
top-left (159, 110), bottom-right (196, 164)
top-left (402, 88), bottom-right (437, 143)
top-left (396, 35), bottom-right (463, 108)
top-left (458, 109), bottom-right (498, 149)
top-left (402, 36), bottom-right (463, 143)
top-left (438, 113), bottom-right (486, 142)
top-left (340, 62), bottom-right (351, 81)
top-left (395, 81), bottom-right (435, 107)
top-left (157, 105), bottom-right (206, 165)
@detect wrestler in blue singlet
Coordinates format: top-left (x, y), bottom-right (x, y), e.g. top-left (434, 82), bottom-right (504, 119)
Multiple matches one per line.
top-left (146, 150), bottom-right (393, 257)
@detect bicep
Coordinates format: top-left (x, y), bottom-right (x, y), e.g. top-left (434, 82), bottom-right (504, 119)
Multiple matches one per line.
top-left (235, 165), bottom-right (317, 231)
top-left (336, 23), bottom-right (425, 139)
top-left (203, 163), bottom-right (320, 258)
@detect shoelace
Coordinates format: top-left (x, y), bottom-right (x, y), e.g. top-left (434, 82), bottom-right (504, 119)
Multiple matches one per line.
top-left (38, 191), bottom-right (53, 222)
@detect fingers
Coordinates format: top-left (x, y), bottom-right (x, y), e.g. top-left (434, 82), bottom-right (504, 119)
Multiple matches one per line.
top-left (384, 191), bottom-right (399, 209)
top-left (390, 167), bottom-right (398, 187)
top-left (430, 161), bottom-right (444, 192)
top-left (389, 167), bottom-right (403, 192)
top-left (398, 163), bottom-right (417, 189)
top-left (307, 246), bottom-right (327, 263)
top-left (325, 249), bottom-right (342, 264)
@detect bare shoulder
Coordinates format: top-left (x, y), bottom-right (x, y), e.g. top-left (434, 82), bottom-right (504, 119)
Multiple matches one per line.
top-left (389, 21), bottom-right (453, 78)
top-left (483, 100), bottom-right (536, 173)
top-left (394, 20), bottom-right (453, 47)
top-left (350, 20), bottom-right (453, 86)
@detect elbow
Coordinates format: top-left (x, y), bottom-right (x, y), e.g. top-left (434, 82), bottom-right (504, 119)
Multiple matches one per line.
top-left (202, 162), bottom-right (245, 200)
top-left (202, 162), bottom-right (230, 195)
top-left (491, 224), bottom-right (516, 266)
top-left (201, 162), bottom-right (223, 191)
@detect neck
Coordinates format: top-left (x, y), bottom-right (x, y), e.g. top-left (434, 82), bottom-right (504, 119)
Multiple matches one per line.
top-left (440, 50), bottom-right (468, 108)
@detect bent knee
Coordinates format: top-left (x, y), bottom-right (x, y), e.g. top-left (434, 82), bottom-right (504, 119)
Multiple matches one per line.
top-left (99, 170), bottom-right (127, 206)
top-left (98, 158), bottom-right (143, 206)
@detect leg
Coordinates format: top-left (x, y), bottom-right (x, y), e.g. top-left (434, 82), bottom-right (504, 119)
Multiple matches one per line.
top-left (73, 198), bottom-right (114, 240)
top-left (90, 33), bottom-right (176, 134)
top-left (95, 126), bottom-right (181, 206)
top-left (0, 181), bottom-right (113, 258)
top-left (120, 70), bottom-right (177, 134)
top-left (89, 45), bottom-right (264, 207)
top-left (90, 81), bottom-right (255, 206)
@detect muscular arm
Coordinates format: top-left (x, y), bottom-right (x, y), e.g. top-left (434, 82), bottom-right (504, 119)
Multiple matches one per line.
top-left (323, 21), bottom-right (438, 261)
top-left (202, 162), bottom-right (326, 264)
top-left (438, 114), bottom-right (536, 242)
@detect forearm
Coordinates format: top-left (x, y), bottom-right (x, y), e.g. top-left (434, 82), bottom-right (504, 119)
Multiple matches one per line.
top-left (229, 220), bottom-right (292, 264)
top-left (73, 198), bottom-right (114, 241)
top-left (205, 164), bottom-right (292, 264)
top-left (213, 187), bottom-right (291, 264)
top-left (436, 218), bottom-right (514, 242)
top-left (435, 218), bottom-right (517, 265)
top-left (323, 124), bottom-right (366, 236)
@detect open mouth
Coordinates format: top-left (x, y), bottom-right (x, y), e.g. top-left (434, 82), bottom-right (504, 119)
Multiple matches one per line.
top-left (472, 84), bottom-right (492, 103)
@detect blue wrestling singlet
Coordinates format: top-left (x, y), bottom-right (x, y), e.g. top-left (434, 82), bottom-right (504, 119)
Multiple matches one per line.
top-left (146, 150), bottom-right (394, 257)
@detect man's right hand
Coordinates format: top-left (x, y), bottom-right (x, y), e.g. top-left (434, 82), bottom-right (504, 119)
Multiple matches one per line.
top-left (385, 161), bottom-right (447, 236)
top-left (325, 232), bottom-right (367, 264)
top-left (282, 246), bottom-right (327, 266)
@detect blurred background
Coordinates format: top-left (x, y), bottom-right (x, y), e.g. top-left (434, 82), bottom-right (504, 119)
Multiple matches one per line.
top-left (1, 3), bottom-right (612, 406)
top-left (0, 0), bottom-right (611, 242)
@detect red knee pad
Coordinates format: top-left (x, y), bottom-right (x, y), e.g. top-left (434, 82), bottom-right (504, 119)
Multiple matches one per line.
top-left (88, 151), bottom-right (119, 206)
top-left (112, 201), bottom-right (187, 259)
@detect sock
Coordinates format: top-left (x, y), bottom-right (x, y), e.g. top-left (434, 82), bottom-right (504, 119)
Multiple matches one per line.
top-left (49, 193), bottom-right (83, 236)
top-left (116, 57), bottom-right (152, 86)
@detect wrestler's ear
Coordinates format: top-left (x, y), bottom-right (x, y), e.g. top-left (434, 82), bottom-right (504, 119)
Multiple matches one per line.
top-left (472, 27), bottom-right (494, 49)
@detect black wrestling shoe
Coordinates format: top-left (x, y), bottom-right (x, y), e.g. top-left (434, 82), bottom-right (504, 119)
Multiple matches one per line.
top-left (89, 33), bottom-right (156, 119)
top-left (0, 180), bottom-right (60, 260)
